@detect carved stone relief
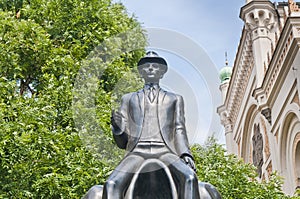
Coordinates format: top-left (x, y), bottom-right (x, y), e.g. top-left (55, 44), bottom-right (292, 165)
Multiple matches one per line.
top-left (252, 124), bottom-right (264, 178)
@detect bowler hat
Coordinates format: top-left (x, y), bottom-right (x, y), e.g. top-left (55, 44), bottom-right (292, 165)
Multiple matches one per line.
top-left (137, 51), bottom-right (168, 73)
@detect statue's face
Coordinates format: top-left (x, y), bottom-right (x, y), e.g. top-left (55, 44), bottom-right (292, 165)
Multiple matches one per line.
top-left (139, 63), bottom-right (164, 83)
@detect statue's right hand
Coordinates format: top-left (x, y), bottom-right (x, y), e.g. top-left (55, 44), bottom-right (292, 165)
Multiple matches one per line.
top-left (111, 110), bottom-right (126, 132)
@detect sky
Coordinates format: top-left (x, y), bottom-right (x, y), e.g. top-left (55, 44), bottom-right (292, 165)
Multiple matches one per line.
top-left (112, 0), bottom-right (246, 144)
top-left (118, 0), bottom-right (245, 69)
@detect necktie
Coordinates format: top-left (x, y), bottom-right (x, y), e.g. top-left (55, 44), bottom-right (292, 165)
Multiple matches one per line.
top-left (148, 86), bottom-right (156, 102)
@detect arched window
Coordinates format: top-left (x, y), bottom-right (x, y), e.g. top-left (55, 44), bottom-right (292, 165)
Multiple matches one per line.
top-left (280, 111), bottom-right (300, 195)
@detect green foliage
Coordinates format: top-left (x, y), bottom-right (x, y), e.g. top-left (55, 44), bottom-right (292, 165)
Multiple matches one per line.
top-left (293, 189), bottom-right (300, 198)
top-left (192, 137), bottom-right (293, 199)
top-left (0, 93), bottom-right (108, 198)
top-left (5, 0), bottom-right (295, 198)
top-left (0, 0), bottom-right (146, 198)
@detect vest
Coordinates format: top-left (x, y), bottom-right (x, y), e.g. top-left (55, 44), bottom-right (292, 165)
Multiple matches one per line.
top-left (138, 90), bottom-right (164, 143)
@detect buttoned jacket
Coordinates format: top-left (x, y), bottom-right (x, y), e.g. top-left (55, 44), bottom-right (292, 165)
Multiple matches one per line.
top-left (112, 88), bottom-right (192, 157)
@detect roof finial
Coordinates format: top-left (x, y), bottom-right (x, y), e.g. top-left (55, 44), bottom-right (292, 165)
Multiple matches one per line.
top-left (225, 52), bottom-right (228, 66)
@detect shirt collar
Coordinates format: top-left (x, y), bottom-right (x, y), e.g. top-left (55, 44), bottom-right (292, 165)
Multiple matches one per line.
top-left (144, 83), bottom-right (159, 90)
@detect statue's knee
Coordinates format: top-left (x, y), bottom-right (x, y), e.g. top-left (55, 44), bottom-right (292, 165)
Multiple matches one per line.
top-left (199, 182), bottom-right (222, 199)
top-left (84, 185), bottom-right (103, 199)
top-left (185, 173), bottom-right (197, 184)
top-left (105, 180), bottom-right (117, 189)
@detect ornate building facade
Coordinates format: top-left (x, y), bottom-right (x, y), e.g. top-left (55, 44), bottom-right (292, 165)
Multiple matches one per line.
top-left (217, 0), bottom-right (300, 195)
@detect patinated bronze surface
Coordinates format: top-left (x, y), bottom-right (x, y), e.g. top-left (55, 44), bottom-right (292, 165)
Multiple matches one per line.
top-left (83, 51), bottom-right (222, 199)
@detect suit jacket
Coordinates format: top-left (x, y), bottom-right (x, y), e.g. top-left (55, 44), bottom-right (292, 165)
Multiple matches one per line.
top-left (112, 88), bottom-right (192, 158)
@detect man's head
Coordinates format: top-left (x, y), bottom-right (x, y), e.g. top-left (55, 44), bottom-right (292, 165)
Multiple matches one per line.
top-left (137, 51), bottom-right (168, 84)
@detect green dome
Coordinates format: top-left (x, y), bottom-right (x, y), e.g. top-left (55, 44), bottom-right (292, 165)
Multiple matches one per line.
top-left (219, 66), bottom-right (232, 83)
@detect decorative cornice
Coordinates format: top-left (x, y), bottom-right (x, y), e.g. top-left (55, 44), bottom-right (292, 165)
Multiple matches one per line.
top-left (218, 4), bottom-right (300, 136)
top-left (222, 28), bottom-right (254, 127)
top-left (262, 17), bottom-right (300, 103)
top-left (251, 17), bottom-right (300, 128)
top-left (220, 1), bottom-right (278, 129)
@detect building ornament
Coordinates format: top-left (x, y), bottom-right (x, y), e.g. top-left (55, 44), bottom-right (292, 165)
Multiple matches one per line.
top-left (217, 107), bottom-right (234, 134)
top-left (252, 88), bottom-right (271, 124)
top-left (240, 1), bottom-right (277, 32)
top-left (252, 124), bottom-right (264, 178)
top-left (261, 108), bottom-right (272, 124)
top-left (265, 20), bottom-right (300, 99)
top-left (244, 9), bottom-right (275, 31)
top-left (226, 32), bottom-right (254, 126)
top-left (288, 0), bottom-right (300, 14)
top-left (218, 1), bottom-right (300, 194)
top-left (224, 1), bottom-right (278, 127)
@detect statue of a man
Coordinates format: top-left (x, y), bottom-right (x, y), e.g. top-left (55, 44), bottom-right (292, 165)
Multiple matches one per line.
top-left (102, 51), bottom-right (200, 199)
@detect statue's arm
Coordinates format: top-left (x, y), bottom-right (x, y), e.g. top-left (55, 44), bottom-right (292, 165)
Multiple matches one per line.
top-left (174, 95), bottom-right (196, 171)
top-left (111, 94), bottom-right (130, 149)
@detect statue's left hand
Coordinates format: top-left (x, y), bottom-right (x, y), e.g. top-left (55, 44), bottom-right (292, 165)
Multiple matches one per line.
top-left (181, 155), bottom-right (196, 172)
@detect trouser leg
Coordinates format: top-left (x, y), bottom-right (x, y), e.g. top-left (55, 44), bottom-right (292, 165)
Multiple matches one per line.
top-left (160, 153), bottom-right (200, 199)
top-left (102, 170), bottom-right (133, 199)
top-left (102, 154), bottom-right (144, 199)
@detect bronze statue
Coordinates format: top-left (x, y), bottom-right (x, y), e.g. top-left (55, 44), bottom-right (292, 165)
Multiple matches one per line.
top-left (83, 51), bottom-right (221, 199)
